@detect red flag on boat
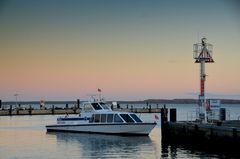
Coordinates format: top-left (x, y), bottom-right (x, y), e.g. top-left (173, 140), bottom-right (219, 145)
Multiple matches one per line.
top-left (98, 88), bottom-right (102, 92)
top-left (154, 114), bottom-right (159, 120)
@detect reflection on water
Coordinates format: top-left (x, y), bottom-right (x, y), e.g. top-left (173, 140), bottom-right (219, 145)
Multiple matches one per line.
top-left (0, 115), bottom-right (161, 159)
top-left (47, 132), bottom-right (157, 158)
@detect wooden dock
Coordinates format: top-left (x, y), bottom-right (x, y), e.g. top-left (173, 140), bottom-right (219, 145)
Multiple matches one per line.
top-left (0, 108), bottom-right (80, 116)
top-left (0, 107), bottom-right (161, 116)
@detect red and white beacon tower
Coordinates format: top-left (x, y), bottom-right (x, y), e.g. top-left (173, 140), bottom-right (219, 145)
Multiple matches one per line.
top-left (193, 37), bottom-right (214, 122)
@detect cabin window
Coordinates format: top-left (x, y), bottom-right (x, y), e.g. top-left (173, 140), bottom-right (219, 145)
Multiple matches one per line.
top-left (120, 114), bottom-right (134, 123)
top-left (91, 103), bottom-right (102, 110)
top-left (101, 114), bottom-right (107, 123)
top-left (114, 114), bottom-right (123, 123)
top-left (99, 102), bottom-right (109, 110)
top-left (107, 114), bottom-right (113, 123)
top-left (89, 115), bottom-right (94, 123)
top-left (84, 103), bottom-right (93, 112)
top-left (130, 114), bottom-right (142, 123)
top-left (94, 114), bottom-right (100, 122)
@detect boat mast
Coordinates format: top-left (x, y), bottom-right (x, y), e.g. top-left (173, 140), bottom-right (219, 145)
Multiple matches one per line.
top-left (98, 88), bottom-right (102, 101)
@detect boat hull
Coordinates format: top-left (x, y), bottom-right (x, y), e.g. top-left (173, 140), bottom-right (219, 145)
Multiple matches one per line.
top-left (46, 123), bottom-right (156, 136)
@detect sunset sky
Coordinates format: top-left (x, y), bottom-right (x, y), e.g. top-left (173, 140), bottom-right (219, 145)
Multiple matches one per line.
top-left (0, 0), bottom-right (240, 101)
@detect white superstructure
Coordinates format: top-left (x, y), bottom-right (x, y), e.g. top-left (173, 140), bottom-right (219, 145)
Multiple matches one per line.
top-left (46, 101), bottom-right (156, 136)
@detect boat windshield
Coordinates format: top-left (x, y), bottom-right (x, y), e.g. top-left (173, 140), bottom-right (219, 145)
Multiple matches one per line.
top-left (120, 114), bottom-right (134, 123)
top-left (99, 102), bottom-right (109, 110)
top-left (130, 114), bottom-right (142, 123)
top-left (91, 103), bottom-right (102, 110)
top-left (114, 114), bottom-right (123, 123)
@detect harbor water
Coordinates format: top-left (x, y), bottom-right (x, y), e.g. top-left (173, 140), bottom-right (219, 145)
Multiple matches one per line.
top-left (1, 104), bottom-right (240, 159)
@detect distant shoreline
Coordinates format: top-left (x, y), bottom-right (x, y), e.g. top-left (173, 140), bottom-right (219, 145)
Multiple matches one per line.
top-left (1, 99), bottom-right (240, 105)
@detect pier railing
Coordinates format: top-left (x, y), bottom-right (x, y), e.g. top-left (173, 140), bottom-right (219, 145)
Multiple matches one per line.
top-left (187, 111), bottom-right (198, 122)
top-left (187, 108), bottom-right (231, 123)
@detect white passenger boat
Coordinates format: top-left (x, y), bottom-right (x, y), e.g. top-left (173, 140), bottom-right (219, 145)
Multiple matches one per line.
top-left (46, 100), bottom-right (156, 136)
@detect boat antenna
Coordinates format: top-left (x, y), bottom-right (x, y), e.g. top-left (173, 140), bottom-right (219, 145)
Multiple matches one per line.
top-left (97, 88), bottom-right (102, 101)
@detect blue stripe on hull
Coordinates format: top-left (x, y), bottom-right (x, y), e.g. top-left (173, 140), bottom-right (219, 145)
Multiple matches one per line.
top-left (57, 117), bottom-right (90, 121)
top-left (46, 129), bottom-right (149, 136)
top-left (46, 122), bottom-right (156, 127)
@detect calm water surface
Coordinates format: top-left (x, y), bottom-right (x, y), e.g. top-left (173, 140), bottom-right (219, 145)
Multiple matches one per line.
top-left (1, 104), bottom-right (240, 159)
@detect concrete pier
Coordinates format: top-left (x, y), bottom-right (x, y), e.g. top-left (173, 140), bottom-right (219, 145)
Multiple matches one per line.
top-left (161, 107), bottom-right (240, 151)
top-left (166, 121), bottom-right (240, 142)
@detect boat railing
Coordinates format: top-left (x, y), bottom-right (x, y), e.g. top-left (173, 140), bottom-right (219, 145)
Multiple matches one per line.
top-left (206, 110), bottom-right (219, 123)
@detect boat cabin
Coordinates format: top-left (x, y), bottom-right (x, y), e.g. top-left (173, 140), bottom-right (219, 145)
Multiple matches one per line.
top-left (89, 113), bottom-right (142, 123)
top-left (57, 102), bottom-right (143, 125)
top-left (83, 102), bottom-right (142, 123)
